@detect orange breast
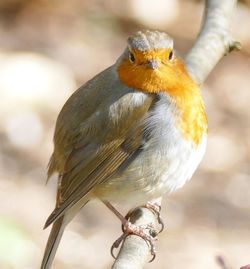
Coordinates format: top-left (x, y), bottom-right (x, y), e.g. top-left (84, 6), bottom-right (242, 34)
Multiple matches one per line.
top-left (117, 56), bottom-right (208, 145)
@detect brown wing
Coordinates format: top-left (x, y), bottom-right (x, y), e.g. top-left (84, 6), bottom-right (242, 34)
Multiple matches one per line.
top-left (44, 92), bottom-right (155, 228)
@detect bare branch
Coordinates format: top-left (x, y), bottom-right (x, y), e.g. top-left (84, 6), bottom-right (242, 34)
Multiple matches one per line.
top-left (240, 266), bottom-right (250, 269)
top-left (186, 0), bottom-right (240, 84)
top-left (111, 0), bottom-right (239, 268)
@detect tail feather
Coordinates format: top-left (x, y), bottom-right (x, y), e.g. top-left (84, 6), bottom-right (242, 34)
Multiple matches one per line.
top-left (40, 216), bottom-right (66, 269)
top-left (41, 197), bottom-right (89, 269)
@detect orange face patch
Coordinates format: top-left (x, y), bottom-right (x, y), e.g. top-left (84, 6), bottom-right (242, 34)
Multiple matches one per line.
top-left (117, 49), bottom-right (208, 145)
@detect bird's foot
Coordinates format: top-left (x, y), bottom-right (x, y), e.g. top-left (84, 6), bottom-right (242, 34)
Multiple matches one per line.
top-left (102, 200), bottom-right (160, 262)
top-left (111, 220), bottom-right (157, 262)
top-left (143, 201), bottom-right (164, 233)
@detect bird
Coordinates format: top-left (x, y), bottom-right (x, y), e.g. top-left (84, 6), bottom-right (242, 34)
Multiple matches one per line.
top-left (40, 30), bottom-right (208, 269)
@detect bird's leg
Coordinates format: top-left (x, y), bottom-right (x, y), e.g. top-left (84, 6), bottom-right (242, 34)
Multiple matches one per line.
top-left (102, 200), bottom-right (126, 225)
top-left (102, 200), bottom-right (157, 261)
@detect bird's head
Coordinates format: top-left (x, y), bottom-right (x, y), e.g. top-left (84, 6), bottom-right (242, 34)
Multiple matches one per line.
top-left (117, 30), bottom-right (197, 95)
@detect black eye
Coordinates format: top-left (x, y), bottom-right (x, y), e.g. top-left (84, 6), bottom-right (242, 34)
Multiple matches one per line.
top-left (129, 51), bottom-right (135, 63)
top-left (169, 50), bottom-right (174, 61)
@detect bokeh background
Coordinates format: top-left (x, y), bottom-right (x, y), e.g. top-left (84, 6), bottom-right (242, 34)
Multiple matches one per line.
top-left (0, 0), bottom-right (250, 268)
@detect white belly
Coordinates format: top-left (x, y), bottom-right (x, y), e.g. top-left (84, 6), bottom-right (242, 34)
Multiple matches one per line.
top-left (96, 93), bottom-right (207, 206)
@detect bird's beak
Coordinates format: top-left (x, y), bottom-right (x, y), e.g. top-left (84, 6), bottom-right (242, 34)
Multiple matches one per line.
top-left (147, 59), bottom-right (159, 70)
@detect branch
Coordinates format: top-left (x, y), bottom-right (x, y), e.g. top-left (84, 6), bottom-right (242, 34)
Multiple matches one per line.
top-left (240, 266), bottom-right (250, 269)
top-left (111, 208), bottom-right (159, 269)
top-left (111, 1), bottom-right (240, 268)
top-left (185, 0), bottom-right (241, 84)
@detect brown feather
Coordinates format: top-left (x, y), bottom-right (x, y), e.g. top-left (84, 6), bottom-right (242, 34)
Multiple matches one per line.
top-left (44, 93), bottom-right (156, 228)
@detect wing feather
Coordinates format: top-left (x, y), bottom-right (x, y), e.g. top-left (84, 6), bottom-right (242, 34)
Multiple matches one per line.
top-left (45, 136), bottom-right (140, 228)
top-left (45, 72), bottom-right (156, 227)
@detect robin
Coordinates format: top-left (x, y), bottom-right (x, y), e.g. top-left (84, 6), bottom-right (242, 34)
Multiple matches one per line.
top-left (40, 30), bottom-right (207, 269)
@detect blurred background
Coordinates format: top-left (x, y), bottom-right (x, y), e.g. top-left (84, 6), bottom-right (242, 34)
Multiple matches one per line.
top-left (0, 0), bottom-right (250, 268)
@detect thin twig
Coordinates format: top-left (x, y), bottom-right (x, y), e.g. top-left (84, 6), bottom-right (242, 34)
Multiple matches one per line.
top-left (111, 0), bottom-right (239, 268)
top-left (216, 255), bottom-right (231, 269)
